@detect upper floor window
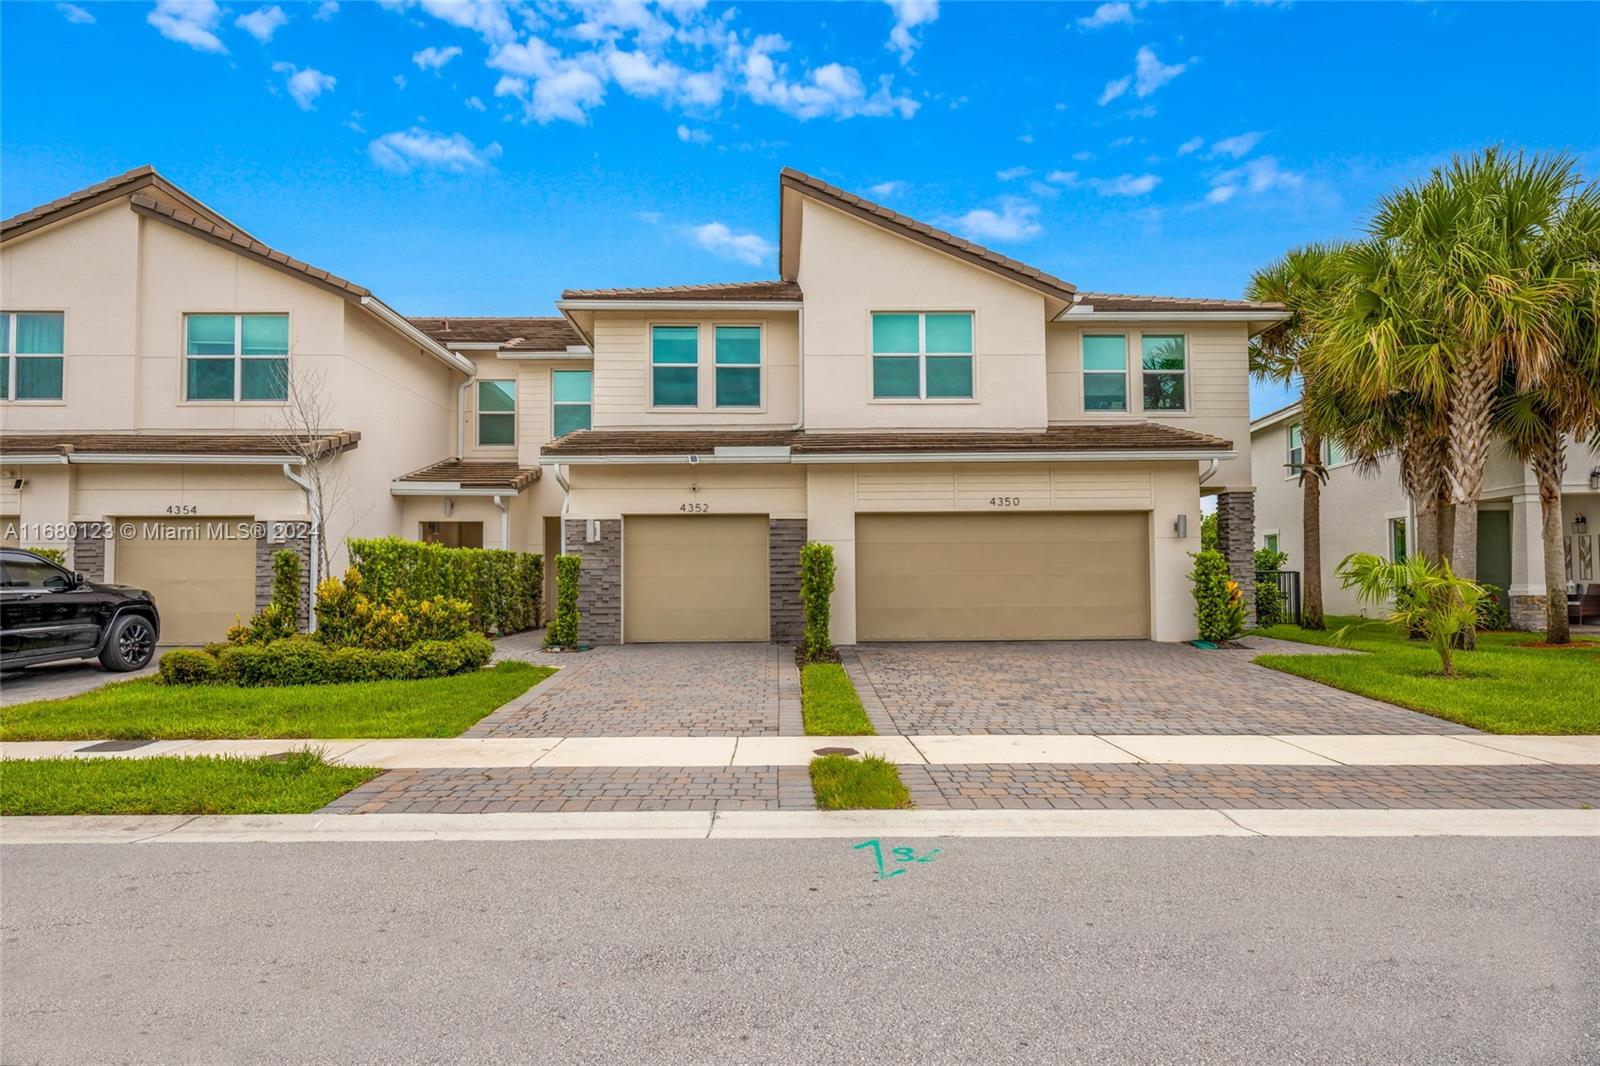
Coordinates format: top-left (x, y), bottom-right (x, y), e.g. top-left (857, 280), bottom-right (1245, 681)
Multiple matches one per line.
top-left (1287, 422), bottom-right (1304, 474)
top-left (478, 380), bottom-right (516, 446)
top-left (715, 326), bottom-right (762, 408)
top-left (1140, 334), bottom-right (1187, 412)
top-left (185, 313), bottom-right (288, 402)
top-left (1082, 334), bottom-right (1127, 412)
top-left (871, 312), bottom-right (974, 400)
top-left (1, 312), bottom-right (65, 401)
top-left (552, 370), bottom-right (592, 437)
top-left (651, 325), bottom-right (699, 407)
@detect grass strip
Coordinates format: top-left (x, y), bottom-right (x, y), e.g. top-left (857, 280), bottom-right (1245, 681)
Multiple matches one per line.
top-left (0, 751), bottom-right (382, 816)
top-left (801, 662), bottom-right (875, 736)
top-left (0, 661), bottom-right (553, 741)
top-left (809, 754), bottom-right (911, 810)
top-left (1251, 617), bottom-right (1600, 734)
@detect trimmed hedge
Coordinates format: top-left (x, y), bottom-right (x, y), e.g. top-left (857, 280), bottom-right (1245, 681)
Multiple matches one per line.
top-left (799, 541), bottom-right (836, 662)
top-left (348, 537), bottom-right (542, 636)
top-left (1191, 549), bottom-right (1246, 643)
top-left (159, 633), bottom-right (494, 687)
top-left (545, 554), bottom-right (581, 648)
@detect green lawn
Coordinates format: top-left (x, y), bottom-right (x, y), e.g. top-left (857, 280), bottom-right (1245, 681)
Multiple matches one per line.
top-left (1252, 617), bottom-right (1600, 734)
top-left (0, 751), bottom-right (381, 816)
top-left (809, 754), bottom-right (912, 810)
top-left (801, 663), bottom-right (876, 736)
top-left (0, 661), bottom-right (552, 741)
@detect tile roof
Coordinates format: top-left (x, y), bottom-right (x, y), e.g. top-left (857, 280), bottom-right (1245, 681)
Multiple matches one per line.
top-left (407, 316), bottom-right (585, 351)
top-left (542, 423), bottom-right (1231, 457)
top-left (1, 431), bottom-right (361, 459)
top-left (0, 164), bottom-right (255, 243)
top-left (1074, 292), bottom-right (1285, 313)
top-left (395, 458), bottom-right (541, 490)
top-left (779, 168), bottom-right (1077, 302)
top-left (560, 281), bottom-right (804, 302)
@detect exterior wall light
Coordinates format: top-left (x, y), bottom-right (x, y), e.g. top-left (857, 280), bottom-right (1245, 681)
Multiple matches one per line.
top-left (1590, 466), bottom-right (1600, 491)
top-left (1174, 514), bottom-right (1188, 538)
top-left (1576, 513), bottom-right (1588, 535)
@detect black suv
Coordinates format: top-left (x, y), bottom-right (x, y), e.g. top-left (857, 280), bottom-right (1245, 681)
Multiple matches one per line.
top-left (0, 548), bottom-right (161, 672)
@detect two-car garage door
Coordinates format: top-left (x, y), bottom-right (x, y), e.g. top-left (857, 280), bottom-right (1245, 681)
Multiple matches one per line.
top-left (855, 512), bottom-right (1149, 641)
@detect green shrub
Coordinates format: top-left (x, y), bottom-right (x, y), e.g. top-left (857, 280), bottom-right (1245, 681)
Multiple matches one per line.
top-left (24, 546), bottom-right (67, 565)
top-left (1255, 578), bottom-right (1286, 628)
top-left (225, 549), bottom-right (304, 646)
top-left (314, 568), bottom-right (473, 650)
top-left (272, 549), bottom-right (302, 624)
top-left (1199, 513), bottom-right (1218, 552)
top-left (1191, 549), bottom-right (1246, 643)
top-left (545, 554), bottom-right (581, 647)
top-left (346, 537), bottom-right (542, 636)
top-left (413, 633), bottom-right (494, 676)
top-left (158, 648), bottom-right (219, 685)
top-left (799, 541), bottom-right (836, 661)
top-left (1476, 583), bottom-right (1512, 630)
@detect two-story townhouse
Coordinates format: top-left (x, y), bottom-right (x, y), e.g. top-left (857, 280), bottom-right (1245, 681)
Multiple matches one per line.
top-left (1252, 401), bottom-right (1600, 625)
top-left (541, 170), bottom-right (1285, 645)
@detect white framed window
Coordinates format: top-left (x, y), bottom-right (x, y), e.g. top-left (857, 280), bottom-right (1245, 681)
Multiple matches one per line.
top-left (1082, 333), bottom-right (1128, 412)
top-left (1, 311), bottom-right (65, 401)
top-left (651, 324), bottom-right (699, 407)
top-left (1139, 334), bottom-right (1187, 412)
top-left (870, 312), bottom-right (974, 400)
top-left (714, 325), bottom-right (762, 408)
top-left (1388, 516), bottom-right (1408, 563)
top-left (551, 370), bottom-right (592, 437)
top-left (1287, 422), bottom-right (1304, 475)
top-left (477, 380), bottom-right (516, 446)
top-left (184, 313), bottom-right (288, 402)
top-left (1263, 532), bottom-right (1281, 554)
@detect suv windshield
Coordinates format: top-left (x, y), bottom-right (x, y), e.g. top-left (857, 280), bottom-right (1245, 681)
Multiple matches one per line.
top-left (1, 556), bottom-right (75, 590)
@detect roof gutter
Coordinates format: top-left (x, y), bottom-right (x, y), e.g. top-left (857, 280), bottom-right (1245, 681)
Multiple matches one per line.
top-left (5, 453), bottom-right (308, 465)
top-left (390, 482), bottom-right (529, 497)
top-left (540, 449), bottom-right (1237, 466)
top-left (1055, 309), bottom-right (1290, 323)
top-left (360, 297), bottom-right (475, 375)
top-left (555, 300), bottom-right (803, 313)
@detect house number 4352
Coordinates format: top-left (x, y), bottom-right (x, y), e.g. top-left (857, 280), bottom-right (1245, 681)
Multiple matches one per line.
top-left (679, 502), bottom-right (710, 513)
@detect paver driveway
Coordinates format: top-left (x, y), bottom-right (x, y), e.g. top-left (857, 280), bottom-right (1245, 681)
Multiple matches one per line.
top-left (846, 641), bottom-right (1476, 736)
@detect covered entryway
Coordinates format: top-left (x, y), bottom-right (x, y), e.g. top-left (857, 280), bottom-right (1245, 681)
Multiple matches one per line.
top-left (855, 511), bottom-right (1150, 640)
top-left (114, 517), bottom-right (255, 644)
top-left (623, 514), bottom-right (769, 642)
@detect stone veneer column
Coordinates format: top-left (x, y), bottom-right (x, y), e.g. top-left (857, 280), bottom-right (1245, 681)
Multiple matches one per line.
top-left (1214, 489), bottom-right (1257, 627)
top-left (71, 529), bottom-right (106, 582)
top-left (255, 530), bottom-right (313, 628)
top-left (768, 519), bottom-right (807, 645)
top-left (562, 518), bottom-right (622, 645)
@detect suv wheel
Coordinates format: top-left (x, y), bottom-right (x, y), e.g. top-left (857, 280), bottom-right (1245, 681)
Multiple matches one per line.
top-left (100, 615), bottom-right (157, 672)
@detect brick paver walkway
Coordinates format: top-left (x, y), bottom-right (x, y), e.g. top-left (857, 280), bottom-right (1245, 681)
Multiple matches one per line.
top-left (470, 643), bottom-right (791, 737)
top-left (323, 765), bottom-right (817, 814)
top-left (896, 764), bottom-right (1600, 810)
top-left (848, 641), bottom-right (1474, 735)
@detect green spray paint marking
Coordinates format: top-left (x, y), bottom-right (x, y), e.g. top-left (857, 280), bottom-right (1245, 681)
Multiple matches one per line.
top-left (852, 839), bottom-right (942, 880)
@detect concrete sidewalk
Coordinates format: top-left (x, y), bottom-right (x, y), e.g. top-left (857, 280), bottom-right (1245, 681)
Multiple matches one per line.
top-left (3, 732), bottom-right (1597, 767)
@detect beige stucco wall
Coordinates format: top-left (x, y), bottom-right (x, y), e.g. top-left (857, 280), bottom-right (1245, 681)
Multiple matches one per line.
top-left (562, 463), bottom-right (807, 521)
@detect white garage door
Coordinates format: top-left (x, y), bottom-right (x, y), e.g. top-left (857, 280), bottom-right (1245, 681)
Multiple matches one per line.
top-left (115, 518), bottom-right (256, 644)
top-left (624, 515), bottom-right (769, 642)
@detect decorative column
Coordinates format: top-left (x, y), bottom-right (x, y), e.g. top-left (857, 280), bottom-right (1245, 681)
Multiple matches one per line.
top-left (1507, 492), bottom-right (1546, 631)
top-left (768, 519), bottom-right (807, 645)
top-left (1214, 489), bottom-right (1257, 626)
top-left (561, 518), bottom-right (621, 645)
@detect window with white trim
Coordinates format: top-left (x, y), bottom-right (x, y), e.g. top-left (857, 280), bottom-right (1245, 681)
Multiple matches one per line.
top-left (1, 311), bottom-right (65, 401)
top-left (1082, 334), bottom-right (1128, 412)
top-left (714, 325), bottom-right (761, 407)
top-left (478, 380), bottom-right (516, 446)
top-left (184, 313), bottom-right (288, 401)
top-left (1389, 517), bottom-right (1408, 563)
top-left (1140, 334), bottom-right (1186, 411)
top-left (551, 370), bottom-right (592, 437)
top-left (1287, 422), bottom-right (1304, 475)
top-left (870, 312), bottom-right (974, 399)
top-left (651, 325), bottom-right (698, 407)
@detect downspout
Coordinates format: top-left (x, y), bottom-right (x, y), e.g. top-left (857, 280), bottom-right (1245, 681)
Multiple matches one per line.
top-left (554, 465), bottom-right (572, 553)
top-left (1198, 458), bottom-right (1220, 485)
top-left (792, 304), bottom-right (806, 430)
top-left (492, 494), bottom-right (509, 550)
top-left (456, 377), bottom-right (472, 459)
top-left (281, 463), bottom-right (319, 632)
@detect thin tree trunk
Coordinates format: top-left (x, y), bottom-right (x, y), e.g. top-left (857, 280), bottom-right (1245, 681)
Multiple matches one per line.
top-left (1446, 356), bottom-right (1495, 650)
top-left (1301, 426), bottom-right (1325, 631)
top-left (1532, 432), bottom-right (1570, 644)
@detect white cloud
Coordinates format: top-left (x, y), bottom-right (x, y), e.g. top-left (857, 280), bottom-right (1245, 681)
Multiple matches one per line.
top-left (1132, 45), bottom-right (1186, 97)
top-left (369, 127), bottom-right (503, 174)
top-left (314, 0), bottom-right (339, 20)
top-left (56, 3), bottom-right (95, 25)
top-left (1207, 155), bottom-right (1301, 204)
top-left (1205, 184), bottom-right (1237, 205)
top-left (413, 45), bottom-right (463, 71)
top-left (885, 0), bottom-right (938, 65)
top-left (236, 6), bottom-right (287, 42)
top-left (1108, 135), bottom-right (1134, 148)
top-left (148, 0), bottom-right (227, 54)
top-left (465, 95), bottom-right (486, 111)
top-left (1177, 136), bottom-right (1204, 156)
top-left (415, 0), bottom-right (517, 46)
top-left (1092, 173), bottom-right (1160, 196)
top-left (996, 166), bottom-right (1032, 181)
top-left (1029, 180), bottom-right (1059, 199)
top-left (1018, 132), bottom-right (1034, 144)
top-left (1071, 150), bottom-right (1095, 162)
top-left (1077, 2), bottom-right (1135, 29)
top-left (1097, 75), bottom-right (1130, 106)
top-left (1046, 170), bottom-right (1079, 185)
top-left (676, 124), bottom-right (711, 144)
top-left (743, 36), bottom-right (918, 120)
top-left (942, 198), bottom-right (1042, 243)
top-left (1207, 131), bottom-right (1264, 158)
top-left (393, 74), bottom-right (407, 89)
top-left (272, 63), bottom-right (336, 109)
top-left (868, 180), bottom-right (905, 198)
top-left (691, 222), bottom-right (775, 265)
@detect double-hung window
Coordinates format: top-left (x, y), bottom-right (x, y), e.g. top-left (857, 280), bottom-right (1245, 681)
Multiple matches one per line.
top-left (870, 312), bottom-right (974, 400)
top-left (1082, 334), bottom-right (1128, 412)
top-left (185, 313), bottom-right (288, 401)
top-left (478, 380), bottom-right (516, 445)
top-left (1389, 517), bottom-right (1408, 563)
top-left (1140, 334), bottom-right (1186, 411)
top-left (551, 370), bottom-right (592, 437)
top-left (651, 325), bottom-right (698, 407)
top-left (1287, 422), bottom-right (1304, 475)
top-left (1, 312), bottom-right (65, 401)
top-left (715, 326), bottom-right (761, 407)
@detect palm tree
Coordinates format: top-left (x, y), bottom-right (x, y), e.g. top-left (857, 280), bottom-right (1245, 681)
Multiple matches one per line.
top-left (1248, 243), bottom-right (1349, 630)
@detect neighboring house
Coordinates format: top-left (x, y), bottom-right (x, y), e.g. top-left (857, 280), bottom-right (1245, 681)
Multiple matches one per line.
top-left (2, 164), bottom-right (1285, 646)
top-left (1251, 401), bottom-right (1600, 627)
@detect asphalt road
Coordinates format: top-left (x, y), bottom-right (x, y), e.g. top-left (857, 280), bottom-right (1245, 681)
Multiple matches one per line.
top-left (2, 837), bottom-right (1596, 1065)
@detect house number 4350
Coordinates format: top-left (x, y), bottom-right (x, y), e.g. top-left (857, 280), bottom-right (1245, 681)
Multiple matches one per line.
top-left (988, 496), bottom-right (1021, 507)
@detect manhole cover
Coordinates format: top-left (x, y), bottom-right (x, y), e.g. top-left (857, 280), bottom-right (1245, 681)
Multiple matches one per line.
top-left (812, 746), bottom-right (859, 757)
top-left (76, 740), bottom-right (156, 753)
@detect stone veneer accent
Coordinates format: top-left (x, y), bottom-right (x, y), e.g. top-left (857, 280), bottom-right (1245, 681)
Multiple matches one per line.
top-left (1214, 489), bottom-right (1257, 627)
top-left (563, 518), bottom-right (622, 646)
top-left (255, 529), bottom-right (312, 627)
top-left (71, 531), bottom-right (105, 582)
top-left (768, 518), bottom-right (806, 645)
top-left (1508, 594), bottom-right (1545, 632)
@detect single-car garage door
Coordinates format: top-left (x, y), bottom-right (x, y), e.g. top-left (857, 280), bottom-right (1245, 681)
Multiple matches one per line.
top-left (115, 517), bottom-right (256, 644)
top-left (856, 512), bottom-right (1149, 641)
top-left (624, 515), bottom-right (769, 642)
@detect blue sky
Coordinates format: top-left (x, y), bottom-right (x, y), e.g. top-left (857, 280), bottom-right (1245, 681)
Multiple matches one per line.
top-left (4, 0), bottom-right (1598, 416)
